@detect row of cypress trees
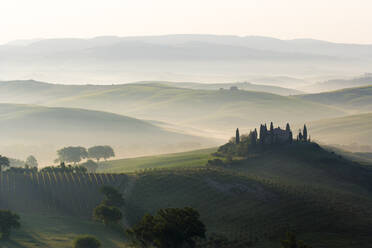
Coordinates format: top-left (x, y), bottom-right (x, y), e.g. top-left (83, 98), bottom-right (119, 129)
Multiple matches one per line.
top-left (235, 123), bottom-right (309, 145)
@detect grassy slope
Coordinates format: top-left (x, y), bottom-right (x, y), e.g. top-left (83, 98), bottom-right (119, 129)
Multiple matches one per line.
top-left (97, 143), bottom-right (372, 247)
top-left (295, 85), bottom-right (372, 112)
top-left (308, 112), bottom-right (372, 146)
top-left (0, 214), bottom-right (127, 248)
top-left (98, 147), bottom-right (217, 173)
top-left (0, 81), bottom-right (344, 133)
top-left (2, 144), bottom-right (372, 247)
top-left (49, 83), bottom-right (344, 131)
top-left (0, 172), bottom-right (130, 248)
top-left (0, 103), bottom-right (216, 165)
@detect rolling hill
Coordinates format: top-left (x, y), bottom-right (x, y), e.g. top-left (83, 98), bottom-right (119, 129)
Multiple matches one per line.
top-left (100, 143), bottom-right (372, 247)
top-left (49, 84), bottom-right (344, 134)
top-left (303, 73), bottom-right (372, 92)
top-left (0, 103), bottom-right (216, 165)
top-left (2, 141), bottom-right (372, 247)
top-left (0, 81), bottom-right (345, 137)
top-left (308, 112), bottom-right (372, 146)
top-left (295, 85), bottom-right (372, 112)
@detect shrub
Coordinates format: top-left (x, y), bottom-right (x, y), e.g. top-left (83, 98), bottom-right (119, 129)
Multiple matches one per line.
top-left (0, 210), bottom-right (20, 239)
top-left (73, 235), bottom-right (101, 248)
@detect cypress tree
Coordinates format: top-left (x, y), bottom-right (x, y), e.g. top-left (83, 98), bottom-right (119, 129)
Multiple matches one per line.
top-left (286, 123), bottom-right (291, 132)
top-left (254, 128), bottom-right (258, 143)
top-left (259, 125), bottom-right (264, 144)
top-left (303, 124), bottom-right (308, 142)
top-left (270, 122), bottom-right (274, 144)
top-left (236, 128), bottom-right (240, 144)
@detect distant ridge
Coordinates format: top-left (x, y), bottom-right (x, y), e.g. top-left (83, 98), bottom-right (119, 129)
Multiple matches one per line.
top-left (303, 73), bottom-right (372, 92)
top-left (134, 81), bottom-right (303, 96)
top-left (1, 34), bottom-right (371, 84)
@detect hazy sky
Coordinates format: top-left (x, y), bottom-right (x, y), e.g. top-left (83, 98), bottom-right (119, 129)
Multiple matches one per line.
top-left (1, 0), bottom-right (372, 44)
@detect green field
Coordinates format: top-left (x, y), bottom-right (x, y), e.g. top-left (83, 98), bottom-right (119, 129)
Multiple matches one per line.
top-left (0, 214), bottom-right (127, 248)
top-left (98, 147), bottom-right (217, 173)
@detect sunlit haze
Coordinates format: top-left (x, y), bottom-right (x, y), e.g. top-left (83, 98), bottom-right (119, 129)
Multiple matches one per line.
top-left (2, 0), bottom-right (372, 44)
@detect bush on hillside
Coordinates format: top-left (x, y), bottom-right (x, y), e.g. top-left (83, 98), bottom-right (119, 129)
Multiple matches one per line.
top-left (93, 204), bottom-right (122, 226)
top-left (99, 186), bottom-right (125, 208)
top-left (126, 207), bottom-right (206, 248)
top-left (73, 235), bottom-right (101, 248)
top-left (206, 159), bottom-right (225, 167)
top-left (281, 232), bottom-right (312, 248)
top-left (7, 166), bottom-right (38, 173)
top-left (41, 162), bottom-right (87, 173)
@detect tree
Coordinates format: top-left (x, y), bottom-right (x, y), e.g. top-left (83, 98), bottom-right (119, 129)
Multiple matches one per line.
top-left (289, 131), bottom-right (293, 144)
top-left (286, 123), bottom-right (291, 132)
top-left (298, 129), bottom-right (303, 141)
top-left (303, 124), bottom-right (308, 142)
top-left (126, 207), bottom-right (206, 248)
top-left (250, 129), bottom-right (257, 146)
top-left (81, 160), bottom-right (99, 173)
top-left (26, 155), bottom-right (38, 168)
top-left (88, 145), bottom-right (115, 162)
top-left (259, 125), bottom-right (264, 144)
top-left (93, 204), bottom-right (122, 225)
top-left (270, 122), bottom-right (274, 144)
top-left (73, 235), bottom-right (101, 248)
top-left (102, 146), bottom-right (115, 161)
top-left (281, 232), bottom-right (312, 248)
top-left (0, 155), bottom-right (10, 172)
top-left (100, 186), bottom-right (125, 207)
top-left (56, 146), bottom-right (88, 164)
top-left (0, 210), bottom-right (20, 239)
top-left (235, 128), bottom-right (240, 144)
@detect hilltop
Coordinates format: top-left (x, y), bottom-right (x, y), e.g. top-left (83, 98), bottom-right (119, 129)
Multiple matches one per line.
top-left (0, 103), bottom-right (216, 164)
top-left (97, 140), bottom-right (372, 247)
top-left (135, 81), bottom-right (303, 96)
top-left (295, 85), bottom-right (372, 112)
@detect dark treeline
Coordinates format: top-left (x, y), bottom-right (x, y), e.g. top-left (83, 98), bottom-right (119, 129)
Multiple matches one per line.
top-left (0, 145), bottom-right (114, 174)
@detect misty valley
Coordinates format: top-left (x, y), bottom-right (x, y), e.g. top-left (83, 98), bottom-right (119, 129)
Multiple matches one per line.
top-left (1, 27), bottom-right (372, 248)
